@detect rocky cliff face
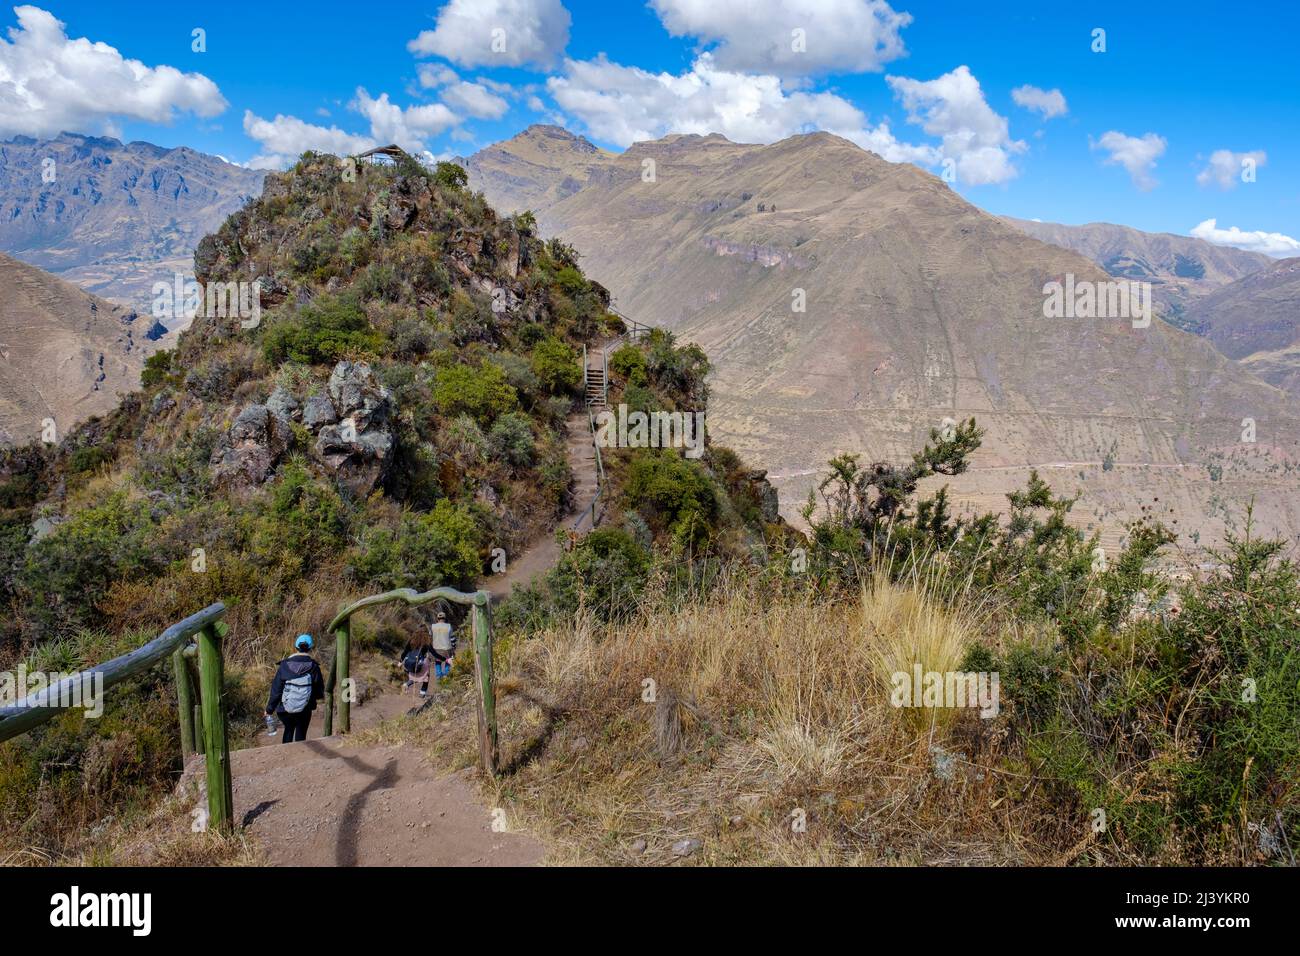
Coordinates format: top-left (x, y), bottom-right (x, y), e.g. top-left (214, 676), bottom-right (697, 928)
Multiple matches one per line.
top-left (0, 133), bottom-right (265, 320)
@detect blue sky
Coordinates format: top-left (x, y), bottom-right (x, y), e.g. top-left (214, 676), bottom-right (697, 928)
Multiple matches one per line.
top-left (3, 0), bottom-right (1297, 255)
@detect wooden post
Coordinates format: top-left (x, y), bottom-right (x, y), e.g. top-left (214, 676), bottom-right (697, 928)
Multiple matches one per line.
top-left (172, 646), bottom-right (195, 757)
top-left (470, 593), bottom-right (498, 775)
top-left (197, 621), bottom-right (233, 833)
top-left (322, 656), bottom-right (335, 737)
top-left (336, 619), bottom-right (351, 735)
top-left (193, 702), bottom-right (205, 755)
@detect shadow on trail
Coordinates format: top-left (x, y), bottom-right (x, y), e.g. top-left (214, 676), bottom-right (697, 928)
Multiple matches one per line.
top-left (297, 739), bottom-right (402, 867)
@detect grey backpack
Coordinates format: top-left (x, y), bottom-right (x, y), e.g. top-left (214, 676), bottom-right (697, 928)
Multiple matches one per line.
top-left (280, 670), bottom-right (313, 714)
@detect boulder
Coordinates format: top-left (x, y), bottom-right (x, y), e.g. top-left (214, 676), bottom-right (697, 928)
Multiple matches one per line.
top-left (314, 361), bottom-right (395, 496)
top-left (210, 403), bottom-right (292, 488)
top-left (302, 394), bottom-right (338, 429)
top-left (266, 386), bottom-right (300, 422)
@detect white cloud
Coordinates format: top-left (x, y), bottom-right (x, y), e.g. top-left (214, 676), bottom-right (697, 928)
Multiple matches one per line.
top-left (242, 110), bottom-right (376, 169)
top-left (1190, 218), bottom-right (1300, 258)
top-left (440, 80), bottom-right (510, 120)
top-left (408, 0), bottom-right (570, 69)
top-left (0, 5), bottom-right (226, 138)
top-left (649, 0), bottom-right (910, 75)
top-left (416, 63), bottom-right (460, 89)
top-left (1092, 130), bottom-right (1165, 190)
top-left (243, 88), bottom-right (461, 168)
top-left (886, 65), bottom-right (1026, 185)
top-left (1011, 84), bottom-right (1066, 119)
top-left (353, 88), bottom-right (459, 150)
top-left (546, 53), bottom-right (932, 165)
top-left (1196, 149), bottom-right (1267, 190)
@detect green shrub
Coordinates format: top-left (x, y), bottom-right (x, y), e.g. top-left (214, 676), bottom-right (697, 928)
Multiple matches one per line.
top-left (624, 450), bottom-right (718, 548)
top-left (349, 499), bottom-right (483, 590)
top-left (432, 362), bottom-right (518, 426)
top-left (497, 527), bottom-right (650, 630)
top-left (530, 336), bottom-right (581, 394)
top-left (609, 344), bottom-right (648, 386)
top-left (20, 494), bottom-right (165, 629)
top-left (141, 350), bottom-right (175, 388)
top-left (487, 413), bottom-right (536, 471)
top-left (261, 295), bottom-right (387, 366)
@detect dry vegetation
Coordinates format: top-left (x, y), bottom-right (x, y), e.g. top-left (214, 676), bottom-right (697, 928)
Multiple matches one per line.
top-left (381, 571), bottom-right (1071, 866)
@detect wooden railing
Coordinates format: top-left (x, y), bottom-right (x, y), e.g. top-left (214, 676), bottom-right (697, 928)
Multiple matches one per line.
top-left (0, 603), bottom-right (235, 832)
top-left (322, 586), bottom-right (498, 775)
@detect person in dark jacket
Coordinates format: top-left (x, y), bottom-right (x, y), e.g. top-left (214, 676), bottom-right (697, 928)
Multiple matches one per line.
top-left (265, 634), bottom-right (325, 743)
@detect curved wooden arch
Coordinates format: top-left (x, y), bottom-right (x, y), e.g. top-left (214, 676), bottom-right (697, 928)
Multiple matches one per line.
top-left (323, 586), bottom-right (497, 775)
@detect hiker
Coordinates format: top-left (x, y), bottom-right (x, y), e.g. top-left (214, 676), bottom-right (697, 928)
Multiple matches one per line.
top-left (429, 609), bottom-right (456, 681)
top-left (265, 634), bottom-right (325, 743)
top-left (398, 629), bottom-right (434, 698)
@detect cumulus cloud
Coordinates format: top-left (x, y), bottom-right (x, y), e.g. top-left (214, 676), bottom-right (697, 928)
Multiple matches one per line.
top-left (1190, 218), bottom-right (1300, 258)
top-left (408, 0), bottom-right (570, 69)
top-left (886, 65), bottom-right (1025, 185)
top-left (648, 0), bottom-right (910, 76)
top-left (1196, 149), bottom-right (1267, 189)
top-left (416, 63), bottom-right (460, 89)
top-left (1092, 130), bottom-right (1165, 190)
top-left (244, 88), bottom-right (461, 168)
top-left (1011, 84), bottom-right (1066, 119)
top-left (439, 80), bottom-right (510, 119)
top-left (353, 88), bottom-right (459, 149)
top-left (0, 5), bottom-right (226, 138)
top-left (242, 111), bottom-right (376, 170)
top-left (545, 53), bottom-right (932, 165)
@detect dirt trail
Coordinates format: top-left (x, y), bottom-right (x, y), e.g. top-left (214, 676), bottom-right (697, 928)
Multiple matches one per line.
top-left (229, 404), bottom-right (603, 866)
top-left (485, 409), bottom-right (599, 602)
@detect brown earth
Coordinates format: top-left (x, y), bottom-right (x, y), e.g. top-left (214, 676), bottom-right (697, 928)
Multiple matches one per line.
top-left (0, 252), bottom-right (157, 446)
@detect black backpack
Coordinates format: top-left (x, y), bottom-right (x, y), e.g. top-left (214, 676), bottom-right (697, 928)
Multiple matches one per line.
top-left (402, 647), bottom-right (427, 672)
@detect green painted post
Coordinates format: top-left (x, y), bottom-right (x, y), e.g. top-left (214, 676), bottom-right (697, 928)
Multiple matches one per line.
top-left (172, 646), bottom-right (195, 757)
top-left (197, 621), bottom-right (233, 833)
top-left (470, 593), bottom-right (498, 775)
top-left (193, 702), bottom-right (205, 755)
top-left (322, 657), bottom-right (335, 737)
top-left (336, 619), bottom-right (351, 735)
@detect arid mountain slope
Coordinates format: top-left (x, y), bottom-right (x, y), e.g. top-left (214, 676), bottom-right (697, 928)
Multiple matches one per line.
top-left (0, 133), bottom-right (265, 320)
top-left (1001, 217), bottom-right (1273, 324)
top-left (463, 123), bottom-right (615, 216)
top-left (470, 126), bottom-right (1300, 551)
top-left (1184, 256), bottom-right (1300, 397)
top-left (0, 253), bottom-right (151, 446)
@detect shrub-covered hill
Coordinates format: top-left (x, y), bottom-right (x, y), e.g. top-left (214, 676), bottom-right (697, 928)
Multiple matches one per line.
top-left (0, 151), bottom-right (787, 856)
top-left (0, 150), bottom-right (782, 644)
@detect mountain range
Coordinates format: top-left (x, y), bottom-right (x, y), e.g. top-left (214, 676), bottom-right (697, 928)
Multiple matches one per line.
top-left (0, 132), bottom-right (265, 322)
top-left (468, 125), bottom-right (1300, 551)
top-left (1001, 217), bottom-right (1274, 324)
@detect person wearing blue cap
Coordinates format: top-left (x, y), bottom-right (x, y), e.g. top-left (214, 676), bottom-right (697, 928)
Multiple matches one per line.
top-left (265, 634), bottom-right (325, 743)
